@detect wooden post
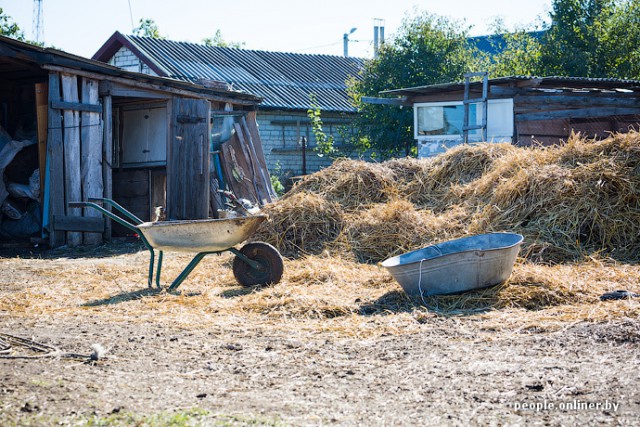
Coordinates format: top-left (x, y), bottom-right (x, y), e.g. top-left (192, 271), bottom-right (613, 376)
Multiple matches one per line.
top-left (35, 83), bottom-right (48, 205)
top-left (102, 94), bottom-right (113, 241)
top-left (61, 74), bottom-right (82, 246)
top-left (47, 72), bottom-right (65, 247)
top-left (81, 78), bottom-right (103, 245)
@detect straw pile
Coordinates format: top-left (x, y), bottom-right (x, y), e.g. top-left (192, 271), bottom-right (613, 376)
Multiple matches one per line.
top-left (257, 131), bottom-right (640, 264)
top-left (467, 132), bottom-right (640, 261)
top-left (253, 192), bottom-right (344, 258)
top-left (285, 158), bottom-right (398, 210)
top-left (344, 200), bottom-right (466, 263)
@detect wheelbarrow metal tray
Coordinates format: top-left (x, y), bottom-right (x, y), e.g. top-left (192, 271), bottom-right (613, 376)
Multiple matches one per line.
top-left (381, 233), bottom-right (523, 296)
top-left (137, 215), bottom-right (267, 253)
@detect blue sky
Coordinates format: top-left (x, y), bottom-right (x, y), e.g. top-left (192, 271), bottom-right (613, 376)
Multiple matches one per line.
top-left (3, 0), bottom-right (551, 58)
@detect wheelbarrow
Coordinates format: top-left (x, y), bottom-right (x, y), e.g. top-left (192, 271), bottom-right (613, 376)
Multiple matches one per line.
top-left (68, 198), bottom-right (283, 291)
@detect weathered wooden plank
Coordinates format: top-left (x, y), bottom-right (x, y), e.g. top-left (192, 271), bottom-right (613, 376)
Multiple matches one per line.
top-left (43, 65), bottom-right (257, 106)
top-left (99, 81), bottom-right (170, 99)
top-left (35, 82), bottom-right (48, 205)
top-left (81, 77), bottom-right (104, 245)
top-left (361, 96), bottom-right (409, 106)
top-left (50, 100), bottom-right (103, 113)
top-left (167, 97), bottom-right (210, 220)
top-left (517, 107), bottom-right (640, 122)
top-left (47, 72), bottom-right (65, 247)
top-left (53, 215), bottom-right (105, 233)
top-left (241, 115), bottom-right (274, 203)
top-left (61, 73), bottom-right (82, 246)
top-left (219, 136), bottom-right (259, 205)
top-left (151, 170), bottom-right (166, 219)
top-left (234, 122), bottom-right (265, 202)
top-left (246, 111), bottom-right (277, 201)
top-left (515, 94), bottom-right (640, 107)
top-left (102, 94), bottom-right (113, 241)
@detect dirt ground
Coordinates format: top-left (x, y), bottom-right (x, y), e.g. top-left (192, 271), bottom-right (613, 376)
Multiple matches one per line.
top-left (0, 243), bottom-right (639, 426)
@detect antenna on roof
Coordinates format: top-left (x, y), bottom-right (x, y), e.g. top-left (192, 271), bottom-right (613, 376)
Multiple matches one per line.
top-left (128, 0), bottom-right (135, 32)
top-left (32, 0), bottom-right (44, 45)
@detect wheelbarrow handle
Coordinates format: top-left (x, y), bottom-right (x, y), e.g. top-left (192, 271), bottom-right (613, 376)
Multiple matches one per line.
top-left (68, 201), bottom-right (140, 234)
top-left (86, 197), bottom-right (145, 225)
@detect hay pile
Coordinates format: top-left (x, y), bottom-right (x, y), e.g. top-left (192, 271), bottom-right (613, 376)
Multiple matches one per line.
top-left (252, 192), bottom-right (344, 258)
top-left (257, 131), bottom-right (640, 264)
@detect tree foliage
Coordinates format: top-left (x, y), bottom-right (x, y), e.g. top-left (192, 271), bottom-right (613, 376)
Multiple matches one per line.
top-left (486, 0), bottom-right (640, 79)
top-left (0, 8), bottom-right (25, 41)
top-left (202, 29), bottom-right (245, 48)
top-left (348, 12), bottom-right (480, 158)
top-left (133, 18), bottom-right (164, 39)
top-left (539, 0), bottom-right (615, 77)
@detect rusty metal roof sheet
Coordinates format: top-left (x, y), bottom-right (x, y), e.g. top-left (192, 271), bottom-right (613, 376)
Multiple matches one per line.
top-left (382, 75), bottom-right (640, 97)
top-left (108, 33), bottom-right (364, 112)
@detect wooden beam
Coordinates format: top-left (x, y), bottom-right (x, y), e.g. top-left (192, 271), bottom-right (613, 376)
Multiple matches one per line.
top-left (50, 100), bottom-right (103, 113)
top-left (42, 65), bottom-right (258, 106)
top-left (102, 94), bottom-right (113, 241)
top-left (99, 81), bottom-right (170, 99)
top-left (361, 96), bottom-right (409, 106)
top-left (516, 107), bottom-right (640, 122)
top-left (81, 77), bottom-right (104, 245)
top-left (53, 215), bottom-right (105, 233)
top-left (35, 82), bottom-right (48, 205)
top-left (515, 94), bottom-right (640, 107)
top-left (47, 72), bottom-right (66, 247)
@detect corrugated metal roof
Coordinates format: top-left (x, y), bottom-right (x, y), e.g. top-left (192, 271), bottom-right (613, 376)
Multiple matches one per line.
top-left (0, 34), bottom-right (260, 104)
top-left (123, 34), bottom-right (364, 112)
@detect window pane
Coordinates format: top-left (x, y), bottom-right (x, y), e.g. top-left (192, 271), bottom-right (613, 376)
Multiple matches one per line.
top-left (417, 104), bottom-right (479, 137)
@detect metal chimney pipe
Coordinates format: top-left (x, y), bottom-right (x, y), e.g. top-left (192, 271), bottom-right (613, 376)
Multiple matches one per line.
top-left (374, 26), bottom-right (379, 58)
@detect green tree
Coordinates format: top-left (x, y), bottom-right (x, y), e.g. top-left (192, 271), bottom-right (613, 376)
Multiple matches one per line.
top-left (0, 8), bottom-right (25, 41)
top-left (485, 0), bottom-right (640, 79)
top-left (202, 29), bottom-right (245, 48)
top-left (480, 19), bottom-right (544, 77)
top-left (599, 0), bottom-right (640, 78)
top-left (349, 11), bottom-right (480, 158)
top-left (539, 0), bottom-right (615, 77)
top-left (133, 18), bottom-right (164, 38)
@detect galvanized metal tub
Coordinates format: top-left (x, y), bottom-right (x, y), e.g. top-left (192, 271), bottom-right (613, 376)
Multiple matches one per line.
top-left (137, 215), bottom-right (267, 253)
top-left (381, 233), bottom-right (523, 296)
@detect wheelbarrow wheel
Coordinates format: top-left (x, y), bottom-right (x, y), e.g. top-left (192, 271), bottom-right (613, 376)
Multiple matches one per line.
top-left (233, 242), bottom-right (284, 287)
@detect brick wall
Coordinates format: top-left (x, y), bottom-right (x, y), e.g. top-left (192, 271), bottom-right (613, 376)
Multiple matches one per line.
top-left (256, 110), bottom-right (357, 180)
top-left (110, 46), bottom-right (158, 76)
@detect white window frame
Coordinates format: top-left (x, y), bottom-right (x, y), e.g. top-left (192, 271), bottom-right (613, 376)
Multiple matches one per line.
top-left (414, 98), bottom-right (514, 143)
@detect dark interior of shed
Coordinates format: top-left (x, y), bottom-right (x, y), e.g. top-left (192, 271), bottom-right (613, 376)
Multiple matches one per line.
top-left (0, 57), bottom-right (47, 246)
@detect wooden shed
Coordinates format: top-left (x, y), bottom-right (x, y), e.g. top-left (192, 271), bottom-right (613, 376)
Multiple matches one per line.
top-left (92, 31), bottom-right (365, 177)
top-left (0, 35), bottom-right (268, 248)
top-left (378, 75), bottom-right (640, 157)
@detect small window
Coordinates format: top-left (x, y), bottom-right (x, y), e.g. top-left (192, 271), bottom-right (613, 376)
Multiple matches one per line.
top-left (414, 99), bottom-right (514, 142)
top-left (416, 103), bottom-right (480, 137)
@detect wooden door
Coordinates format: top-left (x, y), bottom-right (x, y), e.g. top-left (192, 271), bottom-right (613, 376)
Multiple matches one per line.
top-left (167, 97), bottom-right (210, 220)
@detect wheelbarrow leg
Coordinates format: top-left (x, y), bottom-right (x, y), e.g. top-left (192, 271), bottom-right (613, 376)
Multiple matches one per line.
top-left (167, 252), bottom-right (208, 292)
top-left (147, 249), bottom-right (155, 288)
top-left (155, 251), bottom-right (164, 289)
